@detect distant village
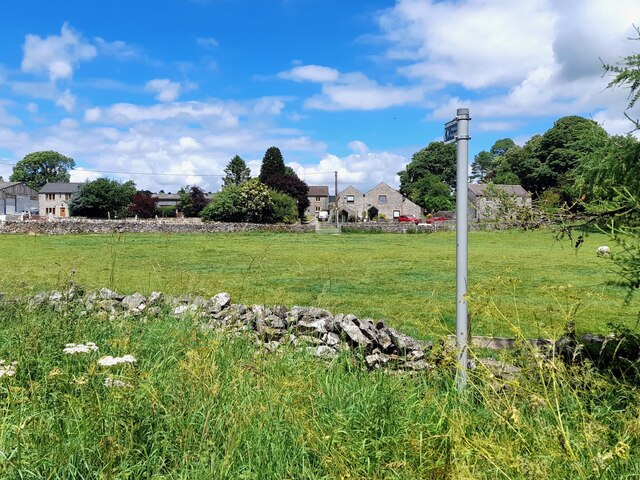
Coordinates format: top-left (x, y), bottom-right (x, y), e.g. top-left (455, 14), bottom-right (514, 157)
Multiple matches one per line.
top-left (0, 179), bottom-right (531, 224)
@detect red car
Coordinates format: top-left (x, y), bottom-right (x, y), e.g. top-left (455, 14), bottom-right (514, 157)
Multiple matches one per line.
top-left (398, 215), bottom-right (420, 224)
top-left (426, 216), bottom-right (448, 224)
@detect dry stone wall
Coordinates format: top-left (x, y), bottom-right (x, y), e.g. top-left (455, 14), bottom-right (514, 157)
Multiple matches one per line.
top-left (0, 218), bottom-right (315, 235)
top-left (27, 285), bottom-right (434, 372)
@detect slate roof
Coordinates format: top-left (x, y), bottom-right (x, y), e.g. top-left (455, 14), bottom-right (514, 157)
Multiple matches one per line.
top-left (468, 184), bottom-right (529, 197)
top-left (39, 182), bottom-right (83, 194)
top-left (0, 182), bottom-right (22, 191)
top-left (308, 185), bottom-right (329, 196)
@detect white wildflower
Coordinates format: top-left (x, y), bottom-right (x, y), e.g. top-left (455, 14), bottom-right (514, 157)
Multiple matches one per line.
top-left (103, 377), bottom-right (133, 388)
top-left (63, 342), bottom-right (99, 354)
top-left (97, 355), bottom-right (137, 367)
top-left (0, 360), bottom-right (17, 378)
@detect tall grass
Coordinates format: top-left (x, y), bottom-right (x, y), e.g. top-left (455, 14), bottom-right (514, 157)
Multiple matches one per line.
top-left (1, 300), bottom-right (638, 479)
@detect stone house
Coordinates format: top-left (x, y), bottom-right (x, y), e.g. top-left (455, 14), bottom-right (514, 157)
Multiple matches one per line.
top-left (0, 182), bottom-right (39, 215)
top-left (153, 193), bottom-right (181, 208)
top-left (38, 182), bottom-right (83, 218)
top-left (305, 185), bottom-right (330, 219)
top-left (468, 184), bottom-right (531, 221)
top-left (337, 182), bottom-right (422, 222)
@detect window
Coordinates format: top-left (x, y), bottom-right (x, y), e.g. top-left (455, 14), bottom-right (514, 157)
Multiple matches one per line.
top-left (315, 206), bottom-right (320, 212)
top-left (45, 207), bottom-right (55, 214)
top-left (378, 194), bottom-right (387, 204)
top-left (46, 194), bottom-right (55, 200)
top-left (393, 210), bottom-right (400, 218)
top-left (64, 194), bottom-right (71, 200)
top-left (315, 196), bottom-right (321, 202)
top-left (346, 195), bottom-right (355, 203)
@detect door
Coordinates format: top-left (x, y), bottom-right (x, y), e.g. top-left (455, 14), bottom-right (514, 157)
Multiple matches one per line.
top-left (59, 207), bottom-right (66, 217)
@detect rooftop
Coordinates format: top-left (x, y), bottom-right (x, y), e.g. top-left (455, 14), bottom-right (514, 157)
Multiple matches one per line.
top-left (39, 182), bottom-right (83, 194)
top-left (308, 185), bottom-right (329, 197)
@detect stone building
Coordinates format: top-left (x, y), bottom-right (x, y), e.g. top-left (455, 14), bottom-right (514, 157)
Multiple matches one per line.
top-left (337, 182), bottom-right (422, 222)
top-left (468, 184), bottom-right (531, 221)
top-left (305, 185), bottom-right (330, 219)
top-left (38, 182), bottom-right (82, 218)
top-left (0, 182), bottom-right (39, 215)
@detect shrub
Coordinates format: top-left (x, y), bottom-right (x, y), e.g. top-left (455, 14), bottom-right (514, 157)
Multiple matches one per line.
top-left (200, 185), bottom-right (246, 222)
top-left (269, 190), bottom-right (298, 224)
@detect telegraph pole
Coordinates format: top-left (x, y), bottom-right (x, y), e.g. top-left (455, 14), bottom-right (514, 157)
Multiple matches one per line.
top-left (334, 170), bottom-right (339, 229)
top-left (445, 108), bottom-right (471, 390)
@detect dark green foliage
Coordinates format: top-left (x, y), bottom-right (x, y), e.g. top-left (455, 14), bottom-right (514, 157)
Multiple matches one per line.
top-left (470, 150), bottom-right (492, 183)
top-left (128, 191), bottom-right (158, 218)
top-left (264, 173), bottom-right (310, 219)
top-left (179, 185), bottom-right (209, 217)
top-left (269, 189), bottom-right (298, 224)
top-left (575, 135), bottom-right (640, 201)
top-left (223, 155), bottom-right (251, 187)
top-left (69, 178), bottom-right (136, 218)
top-left (157, 206), bottom-right (177, 218)
top-left (201, 179), bottom-right (277, 223)
top-left (489, 138), bottom-right (517, 158)
top-left (398, 142), bottom-right (456, 209)
top-left (200, 185), bottom-right (246, 222)
top-left (259, 146), bottom-right (286, 182)
top-left (508, 117), bottom-right (609, 197)
top-left (10, 150), bottom-right (76, 190)
top-left (405, 173), bottom-right (453, 213)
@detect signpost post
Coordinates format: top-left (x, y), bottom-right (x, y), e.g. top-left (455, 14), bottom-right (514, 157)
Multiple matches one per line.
top-left (445, 108), bottom-right (470, 391)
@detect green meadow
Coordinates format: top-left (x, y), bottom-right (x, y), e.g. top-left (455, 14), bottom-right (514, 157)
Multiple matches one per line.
top-left (0, 229), bottom-right (635, 338)
top-left (1, 229), bottom-right (639, 479)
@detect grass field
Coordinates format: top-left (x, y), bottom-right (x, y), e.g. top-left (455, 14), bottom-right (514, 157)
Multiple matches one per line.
top-left (1, 229), bottom-right (639, 479)
top-left (0, 229), bottom-right (636, 339)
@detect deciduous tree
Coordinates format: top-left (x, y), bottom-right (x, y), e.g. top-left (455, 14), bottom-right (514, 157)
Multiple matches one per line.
top-left (179, 185), bottom-right (209, 217)
top-left (69, 178), bottom-right (136, 218)
top-left (129, 191), bottom-right (158, 218)
top-left (398, 142), bottom-right (456, 206)
top-left (10, 151), bottom-right (75, 190)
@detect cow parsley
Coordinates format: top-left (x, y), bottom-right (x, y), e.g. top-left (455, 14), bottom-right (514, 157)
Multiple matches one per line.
top-left (0, 360), bottom-right (18, 378)
top-left (97, 355), bottom-right (136, 367)
top-left (63, 342), bottom-right (99, 354)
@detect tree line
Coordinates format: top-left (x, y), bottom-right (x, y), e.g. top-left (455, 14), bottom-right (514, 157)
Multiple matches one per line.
top-left (8, 147), bottom-right (310, 224)
top-left (397, 115), bottom-right (639, 213)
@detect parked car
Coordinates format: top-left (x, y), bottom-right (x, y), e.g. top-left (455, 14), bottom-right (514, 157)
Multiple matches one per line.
top-left (398, 215), bottom-right (420, 224)
top-left (426, 216), bottom-right (448, 223)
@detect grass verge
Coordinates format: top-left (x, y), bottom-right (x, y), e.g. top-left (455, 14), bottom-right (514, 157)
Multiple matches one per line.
top-left (0, 300), bottom-right (638, 479)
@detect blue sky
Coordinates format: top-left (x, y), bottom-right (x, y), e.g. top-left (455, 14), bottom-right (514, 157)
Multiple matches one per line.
top-left (0, 0), bottom-right (638, 193)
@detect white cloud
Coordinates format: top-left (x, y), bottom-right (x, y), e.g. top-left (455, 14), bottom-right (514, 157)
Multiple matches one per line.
top-left (55, 89), bottom-right (76, 112)
top-left (348, 140), bottom-right (368, 154)
top-left (377, 0), bottom-right (640, 130)
top-left (196, 37), bottom-right (219, 49)
top-left (145, 79), bottom-right (182, 102)
top-left (0, 100), bottom-right (21, 126)
top-left (21, 23), bottom-right (96, 81)
top-left (94, 37), bottom-right (140, 60)
top-left (280, 64), bottom-right (426, 111)
top-left (26, 102), bottom-right (39, 113)
top-left (307, 72), bottom-right (425, 111)
top-left (279, 65), bottom-right (340, 83)
top-left (253, 97), bottom-right (287, 115)
top-left (292, 149), bottom-right (408, 192)
top-left (70, 167), bottom-right (101, 183)
top-left (84, 100), bottom-right (240, 127)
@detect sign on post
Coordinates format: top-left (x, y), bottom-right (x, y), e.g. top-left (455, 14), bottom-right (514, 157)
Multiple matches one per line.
top-left (444, 119), bottom-right (458, 144)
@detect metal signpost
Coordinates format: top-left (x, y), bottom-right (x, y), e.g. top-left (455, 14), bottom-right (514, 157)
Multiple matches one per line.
top-left (445, 108), bottom-right (470, 390)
